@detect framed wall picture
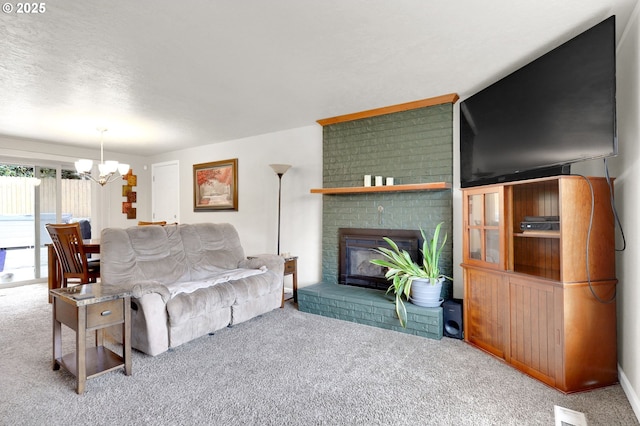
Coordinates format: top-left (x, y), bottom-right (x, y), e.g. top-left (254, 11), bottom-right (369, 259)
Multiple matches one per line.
top-left (193, 158), bottom-right (238, 211)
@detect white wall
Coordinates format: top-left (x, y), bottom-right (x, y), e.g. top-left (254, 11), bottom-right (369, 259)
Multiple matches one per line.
top-left (608, 3), bottom-right (640, 418)
top-left (148, 125), bottom-right (324, 287)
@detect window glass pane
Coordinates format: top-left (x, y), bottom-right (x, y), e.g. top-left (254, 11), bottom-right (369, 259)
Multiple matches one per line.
top-left (0, 164), bottom-right (37, 282)
top-left (469, 194), bottom-right (483, 226)
top-left (61, 167), bottom-right (93, 239)
top-left (485, 229), bottom-right (500, 263)
top-left (40, 167), bottom-right (57, 237)
top-left (469, 228), bottom-right (482, 260)
top-left (484, 192), bottom-right (500, 226)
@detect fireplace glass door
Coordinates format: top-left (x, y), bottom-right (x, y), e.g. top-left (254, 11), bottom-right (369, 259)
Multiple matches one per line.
top-left (339, 228), bottom-right (422, 291)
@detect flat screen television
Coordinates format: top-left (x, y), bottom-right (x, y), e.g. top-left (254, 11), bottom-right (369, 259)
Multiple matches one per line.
top-left (460, 16), bottom-right (617, 188)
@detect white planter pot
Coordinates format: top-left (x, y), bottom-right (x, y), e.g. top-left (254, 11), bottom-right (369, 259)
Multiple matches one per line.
top-left (410, 277), bottom-right (444, 307)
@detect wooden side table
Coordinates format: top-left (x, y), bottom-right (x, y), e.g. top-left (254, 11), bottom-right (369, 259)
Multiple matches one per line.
top-left (284, 256), bottom-right (298, 305)
top-left (50, 283), bottom-right (132, 394)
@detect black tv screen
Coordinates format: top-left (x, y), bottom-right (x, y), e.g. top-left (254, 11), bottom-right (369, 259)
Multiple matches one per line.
top-left (460, 16), bottom-right (617, 188)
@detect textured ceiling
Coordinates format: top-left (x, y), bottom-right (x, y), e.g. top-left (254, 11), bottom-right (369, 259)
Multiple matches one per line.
top-left (0, 0), bottom-right (637, 156)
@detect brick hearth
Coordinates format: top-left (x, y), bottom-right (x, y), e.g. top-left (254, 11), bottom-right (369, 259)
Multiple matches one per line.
top-left (298, 282), bottom-right (443, 340)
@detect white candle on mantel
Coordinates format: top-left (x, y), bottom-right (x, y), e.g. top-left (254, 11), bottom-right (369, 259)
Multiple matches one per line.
top-left (364, 175), bottom-right (372, 187)
top-left (386, 177), bottom-right (394, 186)
top-left (375, 176), bottom-right (383, 186)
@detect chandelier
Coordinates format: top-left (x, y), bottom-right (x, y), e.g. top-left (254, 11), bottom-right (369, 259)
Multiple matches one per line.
top-left (75, 128), bottom-right (130, 186)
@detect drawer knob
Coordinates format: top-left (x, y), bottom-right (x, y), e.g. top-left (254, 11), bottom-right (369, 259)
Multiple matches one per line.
top-left (101, 310), bottom-right (112, 317)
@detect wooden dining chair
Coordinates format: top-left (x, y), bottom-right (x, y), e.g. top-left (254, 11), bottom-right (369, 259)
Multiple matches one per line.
top-left (46, 223), bottom-right (100, 288)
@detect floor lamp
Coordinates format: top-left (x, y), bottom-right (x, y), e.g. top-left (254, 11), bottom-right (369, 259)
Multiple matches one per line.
top-left (269, 164), bottom-right (291, 255)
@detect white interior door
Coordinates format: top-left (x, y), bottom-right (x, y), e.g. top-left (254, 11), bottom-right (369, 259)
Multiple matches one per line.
top-left (151, 160), bottom-right (180, 224)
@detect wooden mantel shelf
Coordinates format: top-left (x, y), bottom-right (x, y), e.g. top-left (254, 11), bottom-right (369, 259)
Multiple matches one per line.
top-left (310, 182), bottom-right (451, 195)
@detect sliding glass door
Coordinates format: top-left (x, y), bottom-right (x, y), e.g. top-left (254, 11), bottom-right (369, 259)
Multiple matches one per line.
top-left (0, 162), bottom-right (92, 285)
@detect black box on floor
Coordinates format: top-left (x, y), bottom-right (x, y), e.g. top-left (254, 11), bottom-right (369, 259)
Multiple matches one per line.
top-left (443, 298), bottom-right (463, 339)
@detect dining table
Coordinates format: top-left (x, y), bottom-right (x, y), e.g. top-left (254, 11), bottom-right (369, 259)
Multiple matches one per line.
top-left (47, 241), bottom-right (100, 303)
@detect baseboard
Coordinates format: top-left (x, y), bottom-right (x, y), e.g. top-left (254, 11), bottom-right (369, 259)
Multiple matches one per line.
top-left (619, 364), bottom-right (640, 422)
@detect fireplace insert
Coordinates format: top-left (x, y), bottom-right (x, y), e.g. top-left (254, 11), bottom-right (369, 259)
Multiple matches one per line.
top-left (338, 228), bottom-right (422, 291)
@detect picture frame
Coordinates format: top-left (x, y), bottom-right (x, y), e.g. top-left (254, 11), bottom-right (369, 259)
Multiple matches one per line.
top-left (193, 158), bottom-right (238, 211)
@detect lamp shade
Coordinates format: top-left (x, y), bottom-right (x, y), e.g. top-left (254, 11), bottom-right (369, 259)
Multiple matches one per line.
top-left (75, 159), bottom-right (93, 174)
top-left (99, 160), bottom-right (119, 175)
top-left (117, 163), bottom-right (130, 175)
top-left (269, 164), bottom-right (291, 175)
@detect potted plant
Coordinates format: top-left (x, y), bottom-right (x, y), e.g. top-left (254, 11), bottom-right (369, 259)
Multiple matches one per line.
top-left (370, 222), bottom-right (449, 327)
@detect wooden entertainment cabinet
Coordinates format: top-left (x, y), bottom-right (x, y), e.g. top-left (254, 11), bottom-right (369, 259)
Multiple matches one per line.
top-left (461, 175), bottom-right (618, 393)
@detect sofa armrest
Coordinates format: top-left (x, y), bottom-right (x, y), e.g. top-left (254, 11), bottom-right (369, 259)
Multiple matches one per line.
top-left (130, 292), bottom-right (170, 356)
top-left (131, 282), bottom-right (172, 303)
top-left (104, 279), bottom-right (171, 304)
top-left (240, 254), bottom-right (285, 276)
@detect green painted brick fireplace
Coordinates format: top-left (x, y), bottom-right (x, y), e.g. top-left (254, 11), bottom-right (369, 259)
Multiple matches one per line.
top-left (320, 103), bottom-right (455, 291)
top-left (299, 100), bottom-right (456, 338)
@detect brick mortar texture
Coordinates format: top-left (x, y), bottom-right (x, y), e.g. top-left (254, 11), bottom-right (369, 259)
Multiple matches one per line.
top-left (321, 104), bottom-right (454, 293)
top-left (298, 283), bottom-right (443, 340)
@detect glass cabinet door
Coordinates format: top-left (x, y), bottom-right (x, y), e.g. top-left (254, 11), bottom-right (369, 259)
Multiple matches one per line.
top-left (464, 187), bottom-right (503, 268)
top-left (468, 194), bottom-right (483, 260)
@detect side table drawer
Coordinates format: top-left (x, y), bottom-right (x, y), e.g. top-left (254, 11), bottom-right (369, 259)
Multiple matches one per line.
top-left (284, 260), bottom-right (296, 274)
top-left (87, 299), bottom-right (124, 329)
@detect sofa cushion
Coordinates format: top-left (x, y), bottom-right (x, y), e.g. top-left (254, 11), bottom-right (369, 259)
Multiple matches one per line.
top-left (229, 271), bottom-right (282, 304)
top-left (100, 225), bottom-right (190, 286)
top-left (166, 282), bottom-right (236, 327)
top-left (129, 224), bottom-right (191, 284)
top-left (180, 223), bottom-right (246, 279)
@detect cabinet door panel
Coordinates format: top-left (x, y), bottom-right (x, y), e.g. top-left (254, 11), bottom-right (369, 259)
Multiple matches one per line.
top-left (464, 268), bottom-right (508, 358)
top-left (509, 277), bottom-right (559, 386)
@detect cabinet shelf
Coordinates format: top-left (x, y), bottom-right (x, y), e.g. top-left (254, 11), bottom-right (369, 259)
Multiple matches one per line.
top-left (514, 231), bottom-right (560, 239)
top-left (310, 182), bottom-right (451, 195)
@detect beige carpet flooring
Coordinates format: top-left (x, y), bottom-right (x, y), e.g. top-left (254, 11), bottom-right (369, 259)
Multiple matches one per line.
top-left (0, 282), bottom-right (637, 425)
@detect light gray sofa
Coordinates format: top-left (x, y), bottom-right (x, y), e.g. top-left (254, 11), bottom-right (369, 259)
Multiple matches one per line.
top-left (100, 223), bottom-right (284, 356)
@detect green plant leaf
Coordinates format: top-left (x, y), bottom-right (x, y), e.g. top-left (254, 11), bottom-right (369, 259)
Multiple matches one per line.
top-left (395, 292), bottom-right (407, 328)
top-left (370, 224), bottom-right (450, 326)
